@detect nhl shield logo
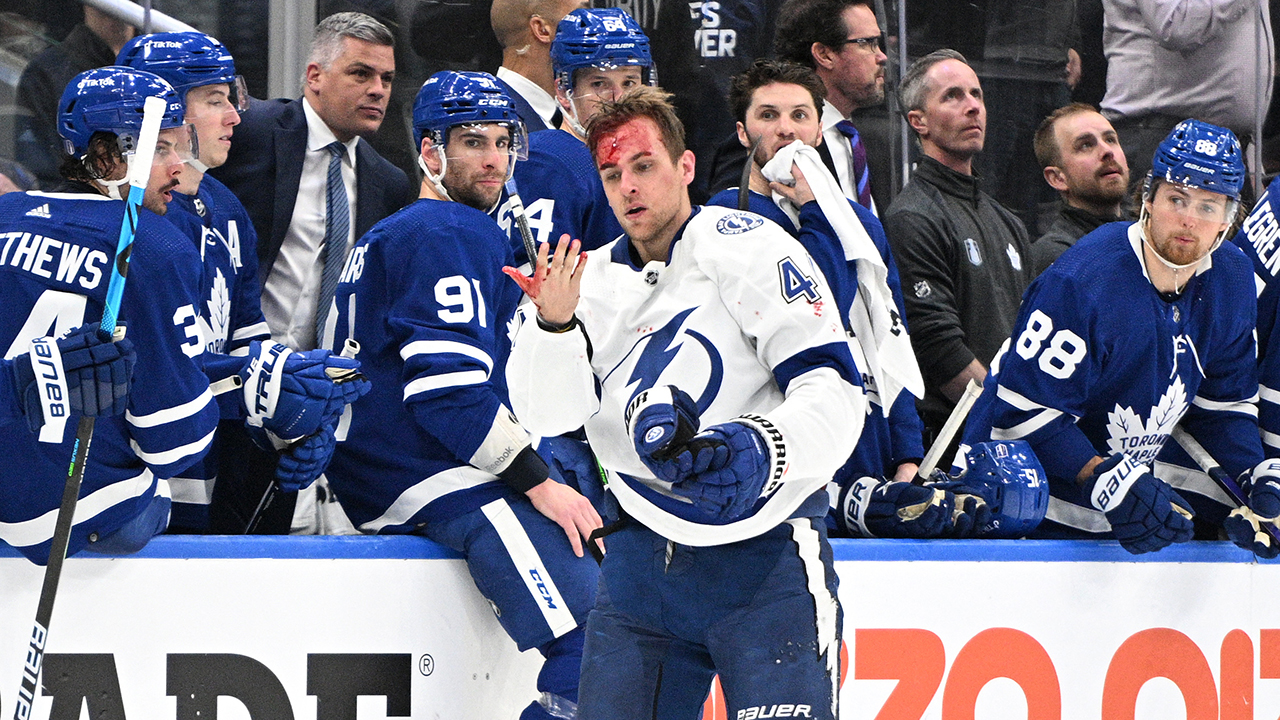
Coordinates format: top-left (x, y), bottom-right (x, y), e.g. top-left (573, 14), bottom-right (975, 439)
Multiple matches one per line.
top-left (914, 280), bottom-right (932, 298)
top-left (716, 212), bottom-right (764, 235)
top-left (964, 238), bottom-right (983, 266)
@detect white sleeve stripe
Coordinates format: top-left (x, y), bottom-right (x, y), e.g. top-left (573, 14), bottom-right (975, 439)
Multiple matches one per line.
top-left (400, 340), bottom-right (493, 374)
top-left (1260, 384), bottom-right (1280, 405)
top-left (1192, 394), bottom-right (1258, 417)
top-left (1264, 429), bottom-right (1280, 449)
top-left (403, 370), bottom-right (489, 401)
top-left (1044, 496), bottom-right (1111, 534)
top-left (992, 385), bottom-right (1064, 439)
top-left (131, 429), bottom-right (215, 466)
top-left (0, 469), bottom-right (154, 548)
top-left (126, 388), bottom-right (214, 428)
top-left (232, 321), bottom-right (271, 341)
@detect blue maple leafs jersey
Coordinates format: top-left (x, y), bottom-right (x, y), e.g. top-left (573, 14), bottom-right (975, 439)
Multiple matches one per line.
top-left (963, 221), bottom-right (1262, 537)
top-left (494, 129), bottom-right (623, 267)
top-left (164, 175), bottom-right (270, 530)
top-left (326, 199), bottom-right (541, 532)
top-left (1232, 178), bottom-right (1280, 457)
top-left (707, 189), bottom-right (924, 534)
top-left (509, 206), bottom-right (867, 546)
top-left (0, 191), bottom-right (218, 562)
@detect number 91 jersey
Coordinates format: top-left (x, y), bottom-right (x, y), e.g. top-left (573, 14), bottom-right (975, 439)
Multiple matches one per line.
top-left (962, 221), bottom-right (1261, 535)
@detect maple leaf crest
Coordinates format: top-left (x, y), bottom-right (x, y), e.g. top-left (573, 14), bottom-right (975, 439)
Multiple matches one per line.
top-left (204, 269), bottom-right (231, 353)
top-left (1105, 377), bottom-right (1189, 462)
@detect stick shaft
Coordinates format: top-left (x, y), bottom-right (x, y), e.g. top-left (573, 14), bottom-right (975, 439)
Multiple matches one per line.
top-left (918, 379), bottom-right (982, 481)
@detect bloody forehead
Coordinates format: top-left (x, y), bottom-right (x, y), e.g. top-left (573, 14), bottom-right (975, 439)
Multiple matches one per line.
top-left (595, 117), bottom-right (663, 168)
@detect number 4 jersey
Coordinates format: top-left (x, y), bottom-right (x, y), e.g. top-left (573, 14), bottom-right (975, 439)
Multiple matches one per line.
top-left (962, 221), bottom-right (1262, 536)
top-left (0, 190), bottom-right (218, 563)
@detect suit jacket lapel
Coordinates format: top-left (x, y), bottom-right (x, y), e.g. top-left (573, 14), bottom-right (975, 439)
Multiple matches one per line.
top-left (272, 101), bottom-right (309, 253)
top-left (354, 139), bottom-right (382, 239)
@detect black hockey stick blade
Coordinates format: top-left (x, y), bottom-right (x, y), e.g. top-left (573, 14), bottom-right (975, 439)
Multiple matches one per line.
top-left (738, 134), bottom-right (765, 211)
top-left (1172, 426), bottom-right (1280, 545)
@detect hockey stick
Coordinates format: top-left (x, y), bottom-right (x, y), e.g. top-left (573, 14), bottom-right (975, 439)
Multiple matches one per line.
top-left (737, 134), bottom-right (765, 211)
top-left (916, 379), bottom-right (982, 482)
top-left (244, 340), bottom-right (365, 534)
top-left (504, 177), bottom-right (539, 269)
top-left (12, 96), bottom-right (166, 720)
top-left (1171, 426), bottom-right (1280, 544)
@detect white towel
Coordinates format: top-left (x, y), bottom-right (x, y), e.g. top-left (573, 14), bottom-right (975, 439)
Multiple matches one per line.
top-left (761, 140), bottom-right (924, 413)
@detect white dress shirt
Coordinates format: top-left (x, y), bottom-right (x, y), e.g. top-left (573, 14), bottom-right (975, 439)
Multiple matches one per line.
top-left (497, 66), bottom-right (560, 128)
top-left (260, 98), bottom-right (358, 351)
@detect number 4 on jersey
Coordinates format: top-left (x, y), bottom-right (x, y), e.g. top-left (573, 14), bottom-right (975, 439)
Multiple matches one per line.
top-left (777, 256), bottom-right (822, 304)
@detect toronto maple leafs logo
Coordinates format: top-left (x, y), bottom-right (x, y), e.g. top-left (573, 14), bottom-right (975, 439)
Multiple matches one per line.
top-left (198, 269), bottom-right (231, 354)
top-left (1105, 376), bottom-right (1188, 465)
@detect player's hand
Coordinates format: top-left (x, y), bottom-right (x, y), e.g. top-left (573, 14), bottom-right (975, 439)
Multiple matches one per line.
top-left (503, 234), bottom-right (587, 327)
top-left (526, 477), bottom-right (604, 558)
top-left (626, 385), bottom-right (701, 482)
top-left (1224, 459), bottom-right (1280, 558)
top-left (240, 341), bottom-right (371, 441)
top-left (275, 425), bottom-right (337, 492)
top-left (1089, 453), bottom-right (1194, 554)
top-left (11, 322), bottom-right (136, 432)
top-left (669, 421), bottom-right (771, 521)
top-left (843, 477), bottom-right (989, 538)
top-left (769, 163), bottom-right (816, 207)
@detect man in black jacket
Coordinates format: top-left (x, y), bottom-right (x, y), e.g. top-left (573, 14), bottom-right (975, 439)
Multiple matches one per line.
top-left (1031, 102), bottom-right (1130, 275)
top-left (883, 49), bottom-right (1034, 441)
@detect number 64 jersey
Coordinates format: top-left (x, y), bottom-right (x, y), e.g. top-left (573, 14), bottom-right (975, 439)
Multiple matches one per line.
top-left (962, 221), bottom-right (1263, 536)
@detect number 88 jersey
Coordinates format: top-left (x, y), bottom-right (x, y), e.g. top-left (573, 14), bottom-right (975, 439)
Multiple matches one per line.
top-left (961, 221), bottom-right (1262, 535)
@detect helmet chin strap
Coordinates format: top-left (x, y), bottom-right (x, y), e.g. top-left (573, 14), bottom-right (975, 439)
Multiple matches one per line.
top-left (562, 91), bottom-right (588, 137)
top-left (90, 151), bottom-right (137, 200)
top-left (418, 149), bottom-right (452, 202)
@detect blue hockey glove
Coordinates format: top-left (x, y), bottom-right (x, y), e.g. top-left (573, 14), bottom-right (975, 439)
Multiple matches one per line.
top-left (669, 421), bottom-right (771, 521)
top-left (1224, 459), bottom-right (1280, 558)
top-left (1089, 453), bottom-right (1194, 554)
top-left (626, 385), bottom-right (701, 482)
top-left (275, 425), bottom-right (337, 493)
top-left (239, 341), bottom-right (370, 441)
top-left (11, 322), bottom-right (135, 432)
top-left (844, 477), bottom-right (990, 538)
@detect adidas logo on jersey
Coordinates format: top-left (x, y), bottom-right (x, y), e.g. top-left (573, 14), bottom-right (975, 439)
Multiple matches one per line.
top-left (25, 204), bottom-right (50, 219)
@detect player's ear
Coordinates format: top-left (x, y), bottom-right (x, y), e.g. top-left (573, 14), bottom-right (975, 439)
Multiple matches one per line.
top-left (736, 121), bottom-right (750, 150)
top-left (555, 85), bottom-right (574, 114)
top-left (679, 149), bottom-right (696, 185)
top-left (420, 137), bottom-right (443, 174)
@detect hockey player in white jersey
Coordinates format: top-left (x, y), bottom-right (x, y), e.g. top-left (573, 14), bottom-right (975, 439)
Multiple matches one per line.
top-left (0, 67), bottom-right (218, 562)
top-left (117, 32), bottom-right (369, 532)
top-left (963, 119), bottom-right (1275, 555)
top-left (325, 71), bottom-right (600, 720)
top-left (506, 86), bottom-right (863, 720)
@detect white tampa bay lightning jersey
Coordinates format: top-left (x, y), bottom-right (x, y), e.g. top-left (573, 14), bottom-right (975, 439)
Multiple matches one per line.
top-left (508, 205), bottom-right (866, 546)
top-left (494, 129), bottom-right (624, 266)
top-left (0, 190), bottom-right (218, 563)
top-left (326, 199), bottom-right (542, 533)
top-left (1232, 178), bottom-right (1280, 457)
top-left (963, 221), bottom-right (1261, 535)
top-left (165, 175), bottom-right (271, 529)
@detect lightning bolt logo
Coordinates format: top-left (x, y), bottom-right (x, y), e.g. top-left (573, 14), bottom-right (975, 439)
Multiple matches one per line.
top-left (608, 308), bottom-right (724, 413)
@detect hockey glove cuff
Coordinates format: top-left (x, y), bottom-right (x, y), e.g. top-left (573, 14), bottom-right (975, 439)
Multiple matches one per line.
top-left (240, 341), bottom-right (370, 441)
top-left (626, 385), bottom-right (701, 482)
top-left (11, 323), bottom-right (135, 435)
top-left (844, 477), bottom-right (990, 538)
top-left (1240, 459), bottom-right (1280, 519)
top-left (1089, 453), bottom-right (1194, 554)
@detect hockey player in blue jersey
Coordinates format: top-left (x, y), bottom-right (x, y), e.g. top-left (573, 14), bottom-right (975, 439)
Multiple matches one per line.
top-left (506, 86), bottom-right (863, 720)
top-left (326, 71), bottom-right (601, 720)
top-left (0, 67), bottom-right (219, 563)
top-left (495, 7), bottom-right (644, 267)
top-left (962, 119), bottom-right (1276, 555)
top-left (117, 32), bottom-right (369, 532)
top-left (706, 58), bottom-right (1009, 539)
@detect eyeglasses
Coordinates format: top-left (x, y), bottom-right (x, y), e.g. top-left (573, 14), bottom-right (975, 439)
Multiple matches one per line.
top-left (836, 35), bottom-right (882, 52)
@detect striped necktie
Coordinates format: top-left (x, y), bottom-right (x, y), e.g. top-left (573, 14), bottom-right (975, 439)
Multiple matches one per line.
top-left (315, 140), bottom-right (350, 345)
top-left (835, 120), bottom-right (874, 211)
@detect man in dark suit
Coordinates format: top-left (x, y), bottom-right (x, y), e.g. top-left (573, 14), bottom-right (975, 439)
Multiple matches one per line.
top-left (210, 11), bottom-right (412, 534)
top-left (490, 0), bottom-right (588, 131)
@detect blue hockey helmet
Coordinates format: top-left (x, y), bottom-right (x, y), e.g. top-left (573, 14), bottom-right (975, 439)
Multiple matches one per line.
top-left (116, 32), bottom-right (248, 112)
top-left (57, 67), bottom-right (186, 157)
top-left (955, 440), bottom-right (1049, 538)
top-left (552, 8), bottom-right (654, 91)
top-left (1150, 119), bottom-right (1245, 201)
top-left (413, 71), bottom-right (525, 149)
